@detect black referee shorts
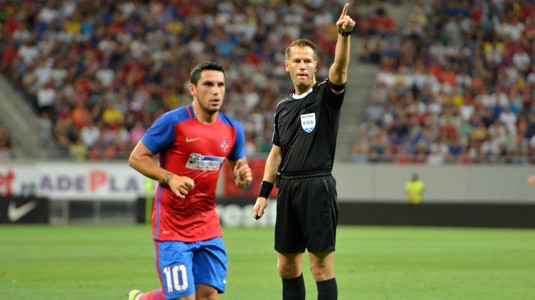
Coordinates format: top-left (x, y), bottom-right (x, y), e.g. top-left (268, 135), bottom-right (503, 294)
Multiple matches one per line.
top-left (274, 172), bottom-right (338, 253)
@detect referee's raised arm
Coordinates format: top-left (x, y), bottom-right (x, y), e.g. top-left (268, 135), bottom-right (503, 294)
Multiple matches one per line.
top-left (329, 3), bottom-right (356, 91)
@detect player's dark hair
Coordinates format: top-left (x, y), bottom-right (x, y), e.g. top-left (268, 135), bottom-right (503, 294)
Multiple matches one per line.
top-left (285, 39), bottom-right (319, 61)
top-left (190, 61), bottom-right (225, 85)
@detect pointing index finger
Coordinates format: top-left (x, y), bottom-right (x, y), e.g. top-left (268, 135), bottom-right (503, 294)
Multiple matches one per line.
top-left (340, 3), bottom-right (349, 18)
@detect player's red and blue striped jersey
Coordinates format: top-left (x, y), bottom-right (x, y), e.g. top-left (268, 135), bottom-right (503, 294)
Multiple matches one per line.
top-left (141, 104), bottom-right (246, 242)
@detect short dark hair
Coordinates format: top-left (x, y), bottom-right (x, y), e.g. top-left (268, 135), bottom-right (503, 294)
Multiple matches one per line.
top-left (190, 61), bottom-right (225, 85)
top-left (285, 39), bottom-right (319, 61)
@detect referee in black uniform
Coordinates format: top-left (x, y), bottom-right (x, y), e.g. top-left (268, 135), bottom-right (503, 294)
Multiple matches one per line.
top-left (253, 3), bottom-right (355, 300)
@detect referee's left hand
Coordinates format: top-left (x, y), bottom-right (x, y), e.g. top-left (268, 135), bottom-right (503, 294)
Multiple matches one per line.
top-left (253, 197), bottom-right (268, 220)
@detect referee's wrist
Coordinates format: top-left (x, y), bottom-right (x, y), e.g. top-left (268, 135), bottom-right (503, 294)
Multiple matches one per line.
top-left (338, 29), bottom-right (352, 36)
top-left (257, 180), bottom-right (273, 198)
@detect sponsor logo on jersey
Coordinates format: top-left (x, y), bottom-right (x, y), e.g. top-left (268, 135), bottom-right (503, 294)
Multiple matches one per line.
top-left (300, 113), bottom-right (316, 133)
top-left (186, 153), bottom-right (225, 171)
top-left (185, 137), bottom-right (200, 143)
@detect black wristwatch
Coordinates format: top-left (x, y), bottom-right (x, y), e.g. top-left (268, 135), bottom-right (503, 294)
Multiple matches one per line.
top-left (338, 30), bottom-right (352, 36)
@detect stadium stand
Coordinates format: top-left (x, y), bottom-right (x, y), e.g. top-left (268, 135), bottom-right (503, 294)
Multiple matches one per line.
top-left (0, 125), bottom-right (14, 161)
top-left (352, 0), bottom-right (535, 164)
top-left (0, 0), bottom-right (351, 161)
top-left (1, 1), bottom-right (533, 164)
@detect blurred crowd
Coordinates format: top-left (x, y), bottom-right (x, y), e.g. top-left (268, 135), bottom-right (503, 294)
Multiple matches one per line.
top-left (2, 0), bottom-right (534, 165)
top-left (0, 0), bottom-right (347, 161)
top-left (352, 0), bottom-right (535, 164)
top-left (0, 125), bottom-right (14, 161)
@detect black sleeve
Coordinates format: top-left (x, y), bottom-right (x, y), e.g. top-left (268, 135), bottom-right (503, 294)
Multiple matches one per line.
top-left (272, 110), bottom-right (280, 146)
top-left (325, 80), bottom-right (345, 111)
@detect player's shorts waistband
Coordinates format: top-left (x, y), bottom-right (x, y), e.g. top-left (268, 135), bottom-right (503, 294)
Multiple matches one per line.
top-left (278, 171), bottom-right (332, 180)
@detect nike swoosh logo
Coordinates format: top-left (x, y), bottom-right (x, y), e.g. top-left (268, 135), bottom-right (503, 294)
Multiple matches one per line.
top-left (8, 201), bottom-right (38, 222)
top-left (186, 137), bottom-right (200, 143)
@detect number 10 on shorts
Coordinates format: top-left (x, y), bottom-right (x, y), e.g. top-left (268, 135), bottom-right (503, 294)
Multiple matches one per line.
top-left (163, 264), bottom-right (189, 292)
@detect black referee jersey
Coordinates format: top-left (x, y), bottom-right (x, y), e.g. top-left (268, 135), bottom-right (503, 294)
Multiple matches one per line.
top-left (273, 79), bottom-right (345, 175)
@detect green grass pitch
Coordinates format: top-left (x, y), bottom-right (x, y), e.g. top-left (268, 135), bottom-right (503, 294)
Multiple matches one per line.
top-left (1, 225), bottom-right (534, 300)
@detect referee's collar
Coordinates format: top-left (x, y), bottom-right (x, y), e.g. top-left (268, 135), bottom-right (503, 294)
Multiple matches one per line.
top-left (292, 87), bottom-right (314, 99)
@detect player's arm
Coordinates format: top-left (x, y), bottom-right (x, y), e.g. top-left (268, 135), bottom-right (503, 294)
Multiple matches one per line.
top-left (228, 158), bottom-right (252, 189)
top-left (252, 145), bottom-right (281, 220)
top-left (128, 141), bottom-right (194, 199)
top-left (328, 3), bottom-right (355, 95)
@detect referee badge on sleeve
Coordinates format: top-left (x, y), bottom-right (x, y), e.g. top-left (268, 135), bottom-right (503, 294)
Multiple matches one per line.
top-left (300, 113), bottom-right (316, 133)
